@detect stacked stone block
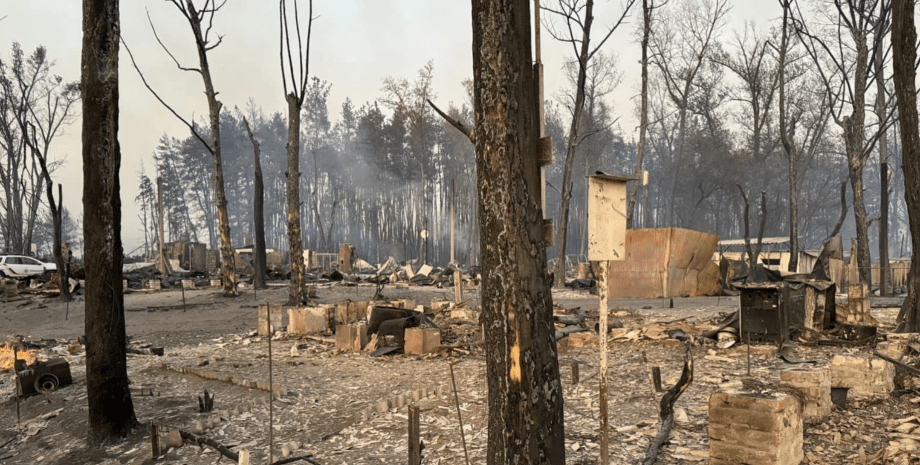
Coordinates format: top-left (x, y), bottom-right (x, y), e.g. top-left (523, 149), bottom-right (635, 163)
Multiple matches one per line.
top-left (838, 283), bottom-right (877, 325)
top-left (780, 366), bottom-right (832, 418)
top-left (709, 390), bottom-right (804, 465)
top-left (258, 303), bottom-right (283, 336)
top-left (830, 354), bottom-right (894, 397)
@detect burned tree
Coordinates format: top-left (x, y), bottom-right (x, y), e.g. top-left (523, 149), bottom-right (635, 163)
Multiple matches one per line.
top-left (279, 0), bottom-right (314, 305)
top-left (243, 118), bottom-right (268, 290)
top-left (627, 0), bottom-right (663, 229)
top-left (792, 0), bottom-right (892, 284)
top-left (892, 0), bottom-right (920, 331)
top-left (544, 0), bottom-right (636, 288)
top-left (472, 0), bottom-right (565, 461)
top-left (22, 125), bottom-right (72, 302)
top-left (128, 0), bottom-right (238, 296)
top-left (432, 0), bottom-right (566, 461)
top-left (82, 0), bottom-right (138, 442)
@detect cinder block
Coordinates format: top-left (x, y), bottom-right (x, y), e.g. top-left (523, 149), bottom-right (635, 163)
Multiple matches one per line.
top-left (848, 282), bottom-right (869, 299)
top-left (288, 307), bottom-right (329, 335)
top-left (148, 279), bottom-right (161, 290)
top-left (831, 354), bottom-right (894, 397)
top-left (709, 390), bottom-right (803, 465)
top-left (258, 303), bottom-right (283, 336)
top-left (405, 327), bottom-right (440, 355)
top-left (780, 366), bottom-right (832, 418)
top-left (568, 332), bottom-right (596, 347)
top-left (335, 324), bottom-right (368, 352)
top-left (182, 279), bottom-right (195, 289)
top-left (210, 279), bottom-right (221, 287)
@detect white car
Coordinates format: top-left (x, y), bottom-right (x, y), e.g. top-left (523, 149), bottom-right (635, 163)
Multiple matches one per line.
top-left (0, 255), bottom-right (56, 278)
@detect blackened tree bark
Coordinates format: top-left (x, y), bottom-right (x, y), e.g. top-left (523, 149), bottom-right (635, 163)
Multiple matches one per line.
top-left (279, 0), bottom-right (314, 305)
top-left (892, 0), bottom-right (920, 331)
top-left (873, 11), bottom-right (890, 296)
top-left (471, 0), bottom-right (565, 462)
top-left (243, 117), bottom-right (268, 289)
top-left (81, 0), bottom-right (138, 443)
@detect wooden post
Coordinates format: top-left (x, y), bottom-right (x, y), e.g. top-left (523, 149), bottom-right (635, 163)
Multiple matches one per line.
top-left (238, 450), bottom-right (250, 465)
top-left (572, 361), bottom-right (579, 384)
top-left (151, 424), bottom-right (160, 458)
top-left (156, 177), bottom-right (173, 276)
top-left (266, 309), bottom-right (274, 465)
top-left (597, 261), bottom-right (609, 465)
top-left (408, 405), bottom-right (421, 465)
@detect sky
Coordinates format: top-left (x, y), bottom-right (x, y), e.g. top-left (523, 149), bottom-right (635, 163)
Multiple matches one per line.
top-left (1, 0), bottom-right (778, 254)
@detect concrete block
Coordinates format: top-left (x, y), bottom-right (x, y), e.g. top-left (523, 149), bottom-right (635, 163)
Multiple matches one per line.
top-left (568, 332), bottom-right (597, 348)
top-left (288, 307), bottom-right (329, 335)
top-left (258, 303), bottom-right (283, 336)
top-left (405, 327), bottom-right (440, 355)
top-left (336, 300), bottom-right (367, 325)
top-left (335, 324), bottom-right (368, 352)
top-left (210, 279), bottom-right (221, 287)
top-left (831, 354), bottom-right (894, 397)
top-left (391, 299), bottom-right (416, 310)
top-left (148, 279), bottom-right (161, 290)
top-left (181, 279), bottom-right (195, 289)
top-left (709, 390), bottom-right (803, 465)
top-left (848, 282), bottom-right (869, 299)
top-left (780, 366), bottom-right (832, 418)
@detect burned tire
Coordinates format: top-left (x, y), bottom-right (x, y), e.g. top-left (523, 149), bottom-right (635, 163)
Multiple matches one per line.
top-left (34, 373), bottom-right (59, 394)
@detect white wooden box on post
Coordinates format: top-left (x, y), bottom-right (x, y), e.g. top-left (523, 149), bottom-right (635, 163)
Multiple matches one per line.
top-left (587, 173), bottom-right (630, 262)
top-left (585, 172), bottom-right (631, 465)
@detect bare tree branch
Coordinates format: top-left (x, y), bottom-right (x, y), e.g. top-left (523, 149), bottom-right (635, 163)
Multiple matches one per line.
top-left (121, 37), bottom-right (213, 154)
top-left (427, 99), bottom-right (474, 142)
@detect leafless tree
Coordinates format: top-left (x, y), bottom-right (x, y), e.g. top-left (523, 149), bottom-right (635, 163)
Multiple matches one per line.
top-left (125, 0), bottom-right (238, 296)
top-left (627, 0), bottom-right (666, 229)
top-left (279, 0), bottom-right (314, 305)
top-left (0, 44), bottom-right (78, 255)
top-left (649, 0), bottom-right (730, 225)
top-left (544, 0), bottom-right (637, 288)
top-left (791, 0), bottom-right (893, 284)
top-left (82, 0), bottom-right (138, 443)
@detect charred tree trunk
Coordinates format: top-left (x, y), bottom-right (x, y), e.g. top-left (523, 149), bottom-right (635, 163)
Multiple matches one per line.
top-left (285, 94), bottom-right (307, 304)
top-left (51, 184), bottom-right (70, 302)
top-left (627, 0), bottom-right (652, 229)
top-left (244, 118), bottom-right (268, 290)
top-left (182, 0), bottom-right (237, 296)
top-left (553, 0), bottom-right (594, 289)
top-left (471, 0), bottom-right (565, 462)
top-left (875, 14), bottom-right (890, 296)
top-left (778, 2), bottom-right (798, 273)
top-left (844, 36), bottom-right (872, 285)
top-left (81, 0), bottom-right (138, 442)
top-left (892, 0), bottom-right (920, 331)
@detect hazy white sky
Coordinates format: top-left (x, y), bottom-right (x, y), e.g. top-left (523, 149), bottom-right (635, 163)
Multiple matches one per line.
top-left (1, 0), bottom-right (777, 253)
